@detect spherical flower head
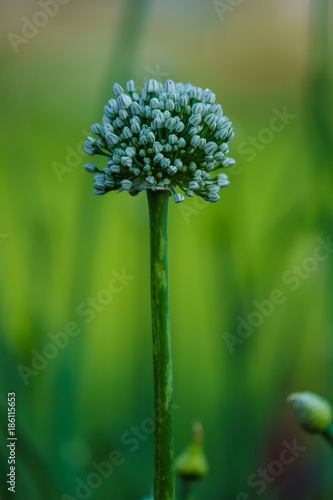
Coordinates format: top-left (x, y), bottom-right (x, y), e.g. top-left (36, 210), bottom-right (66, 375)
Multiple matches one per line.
top-left (287, 391), bottom-right (333, 434)
top-left (83, 79), bottom-right (235, 203)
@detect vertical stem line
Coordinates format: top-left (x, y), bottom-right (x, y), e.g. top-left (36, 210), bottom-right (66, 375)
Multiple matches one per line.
top-left (147, 190), bottom-right (175, 500)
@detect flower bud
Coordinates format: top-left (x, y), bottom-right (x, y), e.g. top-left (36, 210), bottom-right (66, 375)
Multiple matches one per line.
top-left (146, 79), bottom-right (160, 93)
top-left (189, 86), bottom-right (201, 100)
top-left (126, 80), bottom-right (136, 92)
top-left (149, 97), bottom-right (160, 110)
top-left (153, 153), bottom-right (164, 163)
top-left (175, 422), bottom-right (208, 481)
top-left (175, 121), bottom-right (185, 133)
top-left (131, 121), bottom-right (141, 134)
top-left (122, 127), bottom-right (133, 139)
top-left (105, 132), bottom-right (119, 147)
top-left (113, 82), bottom-right (124, 96)
top-left (165, 99), bottom-right (175, 112)
top-left (179, 93), bottom-right (189, 107)
top-left (165, 117), bottom-right (176, 131)
top-left (121, 179), bottom-right (132, 190)
top-left (91, 123), bottom-right (102, 135)
top-left (189, 181), bottom-right (199, 190)
top-left (191, 135), bottom-right (200, 148)
top-left (192, 103), bottom-right (204, 115)
top-left (164, 79), bottom-right (175, 92)
top-left (189, 114), bottom-right (202, 126)
top-left (121, 156), bottom-right (132, 168)
top-left (168, 134), bottom-right (178, 145)
top-left (125, 146), bottom-right (136, 157)
top-left (174, 192), bottom-right (185, 203)
top-left (288, 392), bottom-right (333, 434)
top-left (204, 141), bottom-right (218, 156)
top-left (117, 93), bottom-right (132, 110)
top-left (222, 157), bottom-right (235, 168)
top-left (217, 174), bottom-right (229, 187)
top-left (206, 192), bottom-right (220, 202)
top-left (110, 164), bottom-right (120, 173)
top-left (153, 142), bottom-right (163, 154)
top-left (130, 102), bottom-right (141, 115)
top-left (84, 163), bottom-right (98, 173)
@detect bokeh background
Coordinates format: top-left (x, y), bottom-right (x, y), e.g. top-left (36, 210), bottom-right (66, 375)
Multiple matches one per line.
top-left (1, 0), bottom-right (333, 498)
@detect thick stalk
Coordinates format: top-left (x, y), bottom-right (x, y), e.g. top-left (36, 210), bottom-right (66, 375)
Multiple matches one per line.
top-left (147, 189), bottom-right (175, 500)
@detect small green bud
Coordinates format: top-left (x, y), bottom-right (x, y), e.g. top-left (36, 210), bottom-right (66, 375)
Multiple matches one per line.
top-left (168, 134), bottom-right (178, 145)
top-left (174, 193), bottom-right (185, 203)
top-left (105, 132), bottom-right (119, 147)
top-left (206, 192), bottom-right (220, 202)
top-left (189, 114), bottom-right (202, 126)
top-left (153, 142), bottom-right (163, 154)
top-left (121, 179), bottom-right (132, 190)
top-left (175, 422), bottom-right (209, 481)
top-left (164, 79), bottom-right (175, 92)
top-left (288, 392), bottom-right (333, 434)
top-left (149, 97), bottom-right (160, 110)
top-left (204, 141), bottom-right (218, 156)
top-left (175, 121), bottom-right (185, 133)
top-left (191, 135), bottom-right (200, 148)
top-left (165, 117), bottom-right (176, 131)
top-left (192, 103), bottom-right (204, 115)
top-left (131, 121), bottom-right (141, 134)
top-left (122, 127), bottom-right (133, 139)
top-left (222, 157), bottom-right (236, 168)
top-left (146, 79), bottom-right (160, 93)
top-left (84, 163), bottom-right (98, 173)
top-left (130, 102), bottom-right (141, 115)
top-left (117, 93), bottom-right (132, 110)
top-left (165, 99), bottom-right (175, 112)
top-left (189, 181), bottom-right (199, 190)
top-left (118, 109), bottom-right (129, 120)
top-left (112, 82), bottom-right (124, 96)
top-left (126, 80), bottom-right (136, 92)
top-left (179, 93), bottom-right (189, 107)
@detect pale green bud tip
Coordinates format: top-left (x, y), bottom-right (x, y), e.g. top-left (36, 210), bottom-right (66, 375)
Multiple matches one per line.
top-left (83, 78), bottom-right (235, 203)
top-left (175, 422), bottom-right (209, 481)
top-left (287, 391), bottom-right (333, 434)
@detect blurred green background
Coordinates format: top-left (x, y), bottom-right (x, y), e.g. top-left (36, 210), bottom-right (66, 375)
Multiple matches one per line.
top-left (1, 0), bottom-right (333, 498)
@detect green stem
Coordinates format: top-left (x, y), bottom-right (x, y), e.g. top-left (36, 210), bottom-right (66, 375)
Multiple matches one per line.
top-left (147, 189), bottom-right (175, 500)
top-left (181, 480), bottom-right (196, 500)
